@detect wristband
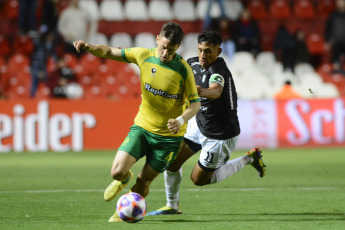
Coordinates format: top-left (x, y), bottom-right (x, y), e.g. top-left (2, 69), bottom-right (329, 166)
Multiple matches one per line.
top-left (176, 116), bottom-right (185, 126)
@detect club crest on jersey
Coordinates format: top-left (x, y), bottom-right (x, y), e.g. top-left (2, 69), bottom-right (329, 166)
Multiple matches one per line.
top-left (151, 68), bottom-right (157, 77)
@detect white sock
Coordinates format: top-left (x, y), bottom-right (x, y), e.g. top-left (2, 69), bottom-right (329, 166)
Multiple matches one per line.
top-left (164, 168), bottom-right (182, 210)
top-left (210, 155), bottom-right (252, 184)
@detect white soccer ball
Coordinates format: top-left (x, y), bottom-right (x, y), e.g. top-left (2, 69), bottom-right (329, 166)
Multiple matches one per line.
top-left (116, 192), bottom-right (147, 223)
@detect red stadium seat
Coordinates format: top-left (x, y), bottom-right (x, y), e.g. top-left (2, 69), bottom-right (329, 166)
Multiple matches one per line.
top-left (316, 62), bottom-right (333, 82)
top-left (0, 56), bottom-right (9, 95)
top-left (4, 0), bottom-right (19, 20)
top-left (306, 33), bottom-right (325, 55)
top-left (35, 82), bottom-right (51, 99)
top-left (269, 0), bottom-right (291, 19)
top-left (7, 84), bottom-right (31, 99)
top-left (46, 56), bottom-right (56, 72)
top-left (247, 0), bottom-right (268, 20)
top-left (77, 73), bottom-right (98, 90)
top-left (0, 35), bottom-right (11, 57)
top-left (100, 73), bottom-right (120, 99)
top-left (0, 55), bottom-right (5, 69)
top-left (63, 53), bottom-right (78, 69)
top-left (116, 70), bottom-right (141, 99)
top-left (79, 53), bottom-right (102, 75)
top-left (317, 0), bottom-right (335, 18)
top-left (293, 0), bottom-right (315, 19)
top-left (7, 53), bottom-right (30, 75)
top-left (13, 35), bottom-right (34, 55)
top-left (83, 85), bottom-right (106, 99)
top-left (5, 71), bottom-right (31, 99)
top-left (104, 58), bottom-right (127, 75)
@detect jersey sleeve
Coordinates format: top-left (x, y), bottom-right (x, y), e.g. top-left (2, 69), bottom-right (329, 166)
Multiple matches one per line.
top-left (120, 47), bottom-right (148, 65)
top-left (184, 64), bottom-right (200, 104)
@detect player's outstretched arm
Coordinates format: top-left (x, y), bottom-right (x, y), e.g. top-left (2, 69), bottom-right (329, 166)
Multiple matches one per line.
top-left (73, 40), bottom-right (124, 62)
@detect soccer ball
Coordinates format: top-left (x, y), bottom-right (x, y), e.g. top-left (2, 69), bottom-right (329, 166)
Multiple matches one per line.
top-left (116, 192), bottom-right (147, 223)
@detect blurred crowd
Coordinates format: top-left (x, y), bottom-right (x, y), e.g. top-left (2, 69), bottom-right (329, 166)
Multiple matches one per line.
top-left (0, 0), bottom-right (344, 100)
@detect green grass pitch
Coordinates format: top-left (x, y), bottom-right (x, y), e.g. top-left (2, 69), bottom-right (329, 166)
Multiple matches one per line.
top-left (0, 148), bottom-right (344, 230)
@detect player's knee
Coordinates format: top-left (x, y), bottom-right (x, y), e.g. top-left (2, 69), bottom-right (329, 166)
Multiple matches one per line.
top-left (110, 167), bottom-right (128, 180)
top-left (191, 175), bottom-right (208, 186)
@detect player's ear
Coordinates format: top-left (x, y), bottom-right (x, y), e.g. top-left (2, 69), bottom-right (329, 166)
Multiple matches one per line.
top-left (156, 35), bottom-right (160, 45)
top-left (217, 47), bottom-right (222, 56)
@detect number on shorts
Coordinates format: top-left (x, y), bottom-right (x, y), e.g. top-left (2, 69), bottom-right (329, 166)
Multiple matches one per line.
top-left (205, 152), bottom-right (214, 163)
top-left (165, 152), bottom-right (175, 162)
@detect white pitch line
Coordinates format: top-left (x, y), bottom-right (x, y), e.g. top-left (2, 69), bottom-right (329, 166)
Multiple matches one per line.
top-left (0, 187), bottom-right (339, 194)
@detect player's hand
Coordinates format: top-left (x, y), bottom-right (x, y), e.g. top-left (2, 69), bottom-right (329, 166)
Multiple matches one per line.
top-left (167, 119), bottom-right (180, 134)
top-left (73, 40), bottom-right (89, 53)
top-left (196, 85), bottom-right (202, 94)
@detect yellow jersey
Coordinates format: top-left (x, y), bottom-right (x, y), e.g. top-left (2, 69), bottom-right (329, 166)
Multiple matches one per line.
top-left (121, 47), bottom-right (200, 136)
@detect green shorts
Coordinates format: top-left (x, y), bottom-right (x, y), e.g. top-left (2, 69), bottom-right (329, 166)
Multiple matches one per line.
top-left (118, 125), bottom-right (183, 173)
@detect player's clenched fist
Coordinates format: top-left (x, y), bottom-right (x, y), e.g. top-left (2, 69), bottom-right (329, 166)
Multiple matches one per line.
top-left (167, 119), bottom-right (180, 134)
top-left (73, 40), bottom-right (89, 53)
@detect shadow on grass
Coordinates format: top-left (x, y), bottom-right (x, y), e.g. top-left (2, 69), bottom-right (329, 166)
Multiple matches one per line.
top-left (144, 212), bottom-right (345, 223)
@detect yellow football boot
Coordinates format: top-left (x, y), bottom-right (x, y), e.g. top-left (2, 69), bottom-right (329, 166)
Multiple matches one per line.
top-left (247, 148), bottom-right (266, 178)
top-left (104, 170), bottom-right (134, 202)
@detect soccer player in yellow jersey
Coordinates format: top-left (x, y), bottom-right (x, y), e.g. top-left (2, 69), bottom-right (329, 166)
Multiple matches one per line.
top-left (73, 22), bottom-right (200, 222)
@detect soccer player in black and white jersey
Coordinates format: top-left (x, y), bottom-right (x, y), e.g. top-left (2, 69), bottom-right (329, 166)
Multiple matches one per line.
top-left (147, 31), bottom-right (266, 215)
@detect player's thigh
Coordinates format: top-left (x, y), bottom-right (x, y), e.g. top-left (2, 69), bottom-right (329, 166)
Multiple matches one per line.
top-left (168, 140), bottom-right (197, 172)
top-left (113, 125), bottom-right (150, 177)
top-left (147, 134), bottom-right (183, 173)
top-left (118, 125), bottom-right (151, 160)
top-left (111, 150), bottom-right (137, 178)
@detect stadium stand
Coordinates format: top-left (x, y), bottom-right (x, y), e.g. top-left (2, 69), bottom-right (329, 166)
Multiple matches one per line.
top-left (148, 0), bottom-right (174, 21)
top-left (224, 0), bottom-right (243, 20)
top-left (13, 35), bottom-right (34, 56)
top-left (88, 32), bottom-right (109, 46)
top-left (317, 0), bottom-right (336, 18)
top-left (172, 0), bottom-right (197, 21)
top-left (99, 0), bottom-right (125, 21)
top-left (109, 32), bottom-right (133, 48)
top-left (124, 0), bottom-right (149, 21)
top-left (293, 0), bottom-right (316, 19)
top-left (0, 35), bottom-right (11, 57)
top-left (0, 0), bottom-right (344, 100)
top-left (269, 0), bottom-right (291, 19)
top-left (196, 0), bottom-right (223, 21)
top-left (4, 0), bottom-right (19, 21)
top-left (79, 0), bottom-right (100, 20)
top-left (134, 32), bottom-right (156, 48)
top-left (247, 0), bottom-right (268, 20)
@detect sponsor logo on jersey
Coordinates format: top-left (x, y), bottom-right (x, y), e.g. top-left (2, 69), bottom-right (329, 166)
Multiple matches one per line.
top-left (190, 62), bottom-right (199, 66)
top-left (200, 106), bottom-right (208, 111)
top-left (145, 83), bottom-right (182, 99)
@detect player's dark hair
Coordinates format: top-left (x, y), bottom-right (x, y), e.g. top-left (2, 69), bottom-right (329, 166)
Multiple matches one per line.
top-left (197, 31), bottom-right (222, 46)
top-left (160, 22), bottom-right (184, 45)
